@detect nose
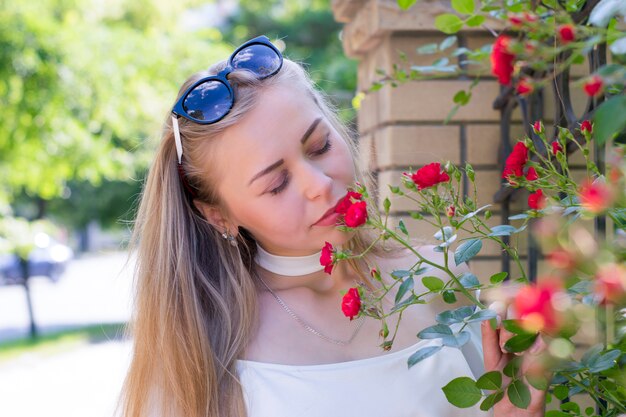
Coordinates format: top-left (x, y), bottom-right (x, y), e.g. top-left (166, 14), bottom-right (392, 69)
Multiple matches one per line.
top-left (297, 161), bottom-right (333, 201)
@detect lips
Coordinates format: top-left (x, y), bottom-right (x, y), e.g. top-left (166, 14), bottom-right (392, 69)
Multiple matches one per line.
top-left (313, 197), bottom-right (343, 226)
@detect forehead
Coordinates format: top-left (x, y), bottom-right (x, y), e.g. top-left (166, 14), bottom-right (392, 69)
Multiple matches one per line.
top-left (210, 85), bottom-right (324, 182)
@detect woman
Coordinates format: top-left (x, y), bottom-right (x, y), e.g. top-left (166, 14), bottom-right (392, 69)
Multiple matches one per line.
top-left (117, 35), bottom-right (546, 417)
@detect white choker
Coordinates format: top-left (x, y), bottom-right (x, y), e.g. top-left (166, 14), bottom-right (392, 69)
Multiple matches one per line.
top-left (254, 243), bottom-right (337, 276)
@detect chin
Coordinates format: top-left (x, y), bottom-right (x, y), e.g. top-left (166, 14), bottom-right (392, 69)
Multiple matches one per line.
top-left (322, 228), bottom-right (356, 248)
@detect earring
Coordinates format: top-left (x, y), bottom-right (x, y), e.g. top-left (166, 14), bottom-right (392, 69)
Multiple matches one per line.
top-left (221, 230), bottom-right (238, 247)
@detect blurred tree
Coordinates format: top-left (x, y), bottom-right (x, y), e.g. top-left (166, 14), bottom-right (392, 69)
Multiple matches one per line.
top-left (1, 0), bottom-right (359, 243)
top-left (0, 0), bottom-right (231, 208)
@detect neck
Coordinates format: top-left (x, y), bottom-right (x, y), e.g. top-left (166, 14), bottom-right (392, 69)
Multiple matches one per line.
top-left (253, 242), bottom-right (353, 293)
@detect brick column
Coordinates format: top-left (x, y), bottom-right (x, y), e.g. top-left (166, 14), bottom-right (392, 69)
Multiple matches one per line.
top-left (332, 0), bottom-right (527, 279)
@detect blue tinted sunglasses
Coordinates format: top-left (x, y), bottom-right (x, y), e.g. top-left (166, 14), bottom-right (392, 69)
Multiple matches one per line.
top-left (171, 35), bottom-right (283, 165)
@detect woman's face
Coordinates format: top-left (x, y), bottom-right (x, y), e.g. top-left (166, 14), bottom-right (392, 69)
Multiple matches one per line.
top-left (201, 84), bottom-right (357, 256)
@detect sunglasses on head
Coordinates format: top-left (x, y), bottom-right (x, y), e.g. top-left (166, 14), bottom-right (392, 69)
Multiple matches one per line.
top-left (171, 35), bottom-right (283, 165)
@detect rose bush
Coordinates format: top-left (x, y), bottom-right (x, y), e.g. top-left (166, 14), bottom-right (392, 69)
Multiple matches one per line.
top-left (321, 122), bottom-right (625, 414)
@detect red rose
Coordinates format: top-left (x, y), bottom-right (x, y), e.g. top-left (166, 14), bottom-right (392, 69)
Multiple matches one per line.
top-left (491, 35), bottom-right (516, 86)
top-left (335, 191), bottom-right (362, 215)
top-left (528, 189), bottom-right (546, 210)
top-left (547, 248), bottom-right (577, 271)
top-left (594, 263), bottom-right (626, 305)
top-left (583, 75), bottom-right (603, 97)
top-left (514, 281), bottom-right (562, 334)
top-left (524, 12), bottom-right (538, 23)
top-left (516, 78), bottom-right (534, 96)
top-left (580, 120), bottom-right (592, 134)
top-left (558, 24), bottom-right (575, 44)
top-left (525, 167), bottom-right (539, 181)
top-left (532, 120), bottom-right (543, 134)
top-left (409, 162), bottom-right (451, 190)
top-left (579, 179), bottom-right (613, 214)
top-left (344, 200), bottom-right (368, 228)
top-left (508, 14), bottom-right (524, 27)
top-left (341, 287), bottom-right (362, 320)
top-left (551, 141), bottom-right (563, 156)
top-left (502, 142), bottom-right (529, 183)
top-left (320, 241), bottom-right (335, 274)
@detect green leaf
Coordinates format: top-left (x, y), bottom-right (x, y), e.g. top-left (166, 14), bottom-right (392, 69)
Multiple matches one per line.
top-left (490, 271), bottom-right (508, 284)
top-left (453, 90), bottom-right (470, 105)
top-left (418, 323), bottom-right (453, 339)
top-left (436, 306), bottom-right (475, 324)
top-left (451, 0), bottom-right (474, 14)
top-left (443, 290), bottom-right (457, 303)
top-left (442, 331), bottom-right (471, 347)
top-left (442, 377), bottom-right (482, 408)
top-left (593, 95), bottom-right (626, 145)
top-left (454, 239), bottom-right (483, 265)
top-left (503, 357), bottom-right (522, 378)
top-left (391, 269), bottom-right (412, 279)
top-left (459, 272), bottom-right (480, 288)
top-left (466, 308), bottom-right (497, 323)
top-left (422, 276), bottom-right (445, 291)
top-left (504, 333), bottom-right (539, 353)
top-left (508, 213), bottom-right (529, 220)
top-left (476, 371), bottom-right (502, 390)
top-left (587, 350), bottom-right (621, 373)
top-left (384, 197), bottom-right (391, 214)
top-left (440, 36), bottom-right (457, 51)
top-left (417, 43), bottom-right (439, 54)
top-left (501, 319), bottom-right (528, 335)
top-left (507, 380), bottom-right (530, 409)
top-left (554, 385), bottom-right (569, 401)
top-left (488, 225), bottom-right (518, 237)
top-left (546, 411), bottom-right (570, 417)
top-left (435, 14), bottom-right (464, 34)
top-left (407, 345), bottom-right (443, 368)
top-left (526, 373), bottom-right (549, 390)
top-left (465, 15), bottom-right (486, 27)
top-left (395, 276), bottom-right (415, 304)
top-left (560, 402), bottom-right (581, 414)
top-left (398, 219), bottom-right (409, 235)
top-left (480, 391), bottom-right (504, 411)
top-left (581, 344), bottom-right (604, 365)
top-left (397, 0), bottom-right (418, 10)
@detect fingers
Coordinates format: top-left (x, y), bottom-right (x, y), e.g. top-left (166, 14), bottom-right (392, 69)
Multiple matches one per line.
top-left (481, 319), bottom-right (502, 371)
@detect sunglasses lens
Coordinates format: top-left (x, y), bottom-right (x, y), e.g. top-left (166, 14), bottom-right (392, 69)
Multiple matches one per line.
top-left (232, 43), bottom-right (281, 78)
top-left (183, 80), bottom-right (232, 122)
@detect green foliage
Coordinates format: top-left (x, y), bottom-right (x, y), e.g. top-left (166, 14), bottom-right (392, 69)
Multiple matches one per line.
top-left (442, 377), bottom-right (482, 408)
top-left (0, 0), bottom-right (230, 221)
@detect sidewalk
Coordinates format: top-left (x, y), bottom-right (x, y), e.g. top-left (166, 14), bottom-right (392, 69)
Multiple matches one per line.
top-left (0, 338), bottom-right (133, 417)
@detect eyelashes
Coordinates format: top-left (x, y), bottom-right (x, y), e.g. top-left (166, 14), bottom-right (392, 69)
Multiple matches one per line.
top-left (269, 134), bottom-right (333, 196)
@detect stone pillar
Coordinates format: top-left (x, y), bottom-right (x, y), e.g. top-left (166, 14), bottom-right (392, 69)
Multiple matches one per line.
top-left (332, 0), bottom-right (526, 280)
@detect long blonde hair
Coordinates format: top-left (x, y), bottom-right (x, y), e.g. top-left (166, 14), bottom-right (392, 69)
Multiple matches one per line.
top-left (116, 56), bottom-right (406, 417)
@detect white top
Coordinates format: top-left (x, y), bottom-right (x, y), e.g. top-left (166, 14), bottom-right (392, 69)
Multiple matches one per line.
top-left (235, 321), bottom-right (492, 417)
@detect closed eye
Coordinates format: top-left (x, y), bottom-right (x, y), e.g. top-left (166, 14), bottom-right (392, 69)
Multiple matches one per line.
top-left (268, 133), bottom-right (333, 196)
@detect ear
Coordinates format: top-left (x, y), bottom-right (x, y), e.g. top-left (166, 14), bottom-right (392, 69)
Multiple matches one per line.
top-left (193, 199), bottom-right (231, 233)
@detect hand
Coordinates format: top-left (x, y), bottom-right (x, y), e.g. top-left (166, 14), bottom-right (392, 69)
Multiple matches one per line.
top-left (481, 302), bottom-right (550, 417)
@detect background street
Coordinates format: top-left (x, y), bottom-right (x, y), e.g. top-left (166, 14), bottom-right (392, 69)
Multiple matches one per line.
top-left (0, 251), bottom-right (134, 417)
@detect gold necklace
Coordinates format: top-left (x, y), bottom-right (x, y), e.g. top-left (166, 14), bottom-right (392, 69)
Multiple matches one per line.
top-left (257, 276), bottom-right (366, 346)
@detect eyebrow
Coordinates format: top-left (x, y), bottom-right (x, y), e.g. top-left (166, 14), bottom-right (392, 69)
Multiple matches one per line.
top-left (247, 117), bottom-right (323, 187)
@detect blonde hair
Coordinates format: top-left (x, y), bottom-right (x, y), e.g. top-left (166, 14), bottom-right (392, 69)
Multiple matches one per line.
top-left (116, 57), bottom-right (407, 417)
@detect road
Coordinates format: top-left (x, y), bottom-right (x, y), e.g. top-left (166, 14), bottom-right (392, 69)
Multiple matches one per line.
top-left (0, 251), bottom-right (133, 341)
top-left (0, 251), bottom-right (135, 417)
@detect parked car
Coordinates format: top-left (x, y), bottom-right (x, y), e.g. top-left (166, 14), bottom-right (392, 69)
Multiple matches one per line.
top-left (0, 233), bottom-right (74, 285)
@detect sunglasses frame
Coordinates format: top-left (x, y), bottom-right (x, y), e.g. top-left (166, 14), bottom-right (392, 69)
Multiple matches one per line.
top-left (171, 35), bottom-right (283, 125)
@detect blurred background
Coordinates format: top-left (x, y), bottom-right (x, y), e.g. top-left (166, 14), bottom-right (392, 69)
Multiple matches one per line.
top-left (0, 0), bottom-right (356, 415)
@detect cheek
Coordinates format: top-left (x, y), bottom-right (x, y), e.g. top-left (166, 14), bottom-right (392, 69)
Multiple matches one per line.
top-left (332, 139), bottom-right (357, 180)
